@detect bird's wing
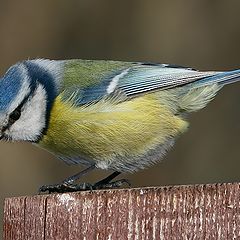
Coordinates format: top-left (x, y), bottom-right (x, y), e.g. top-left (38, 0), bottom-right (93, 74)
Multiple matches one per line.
top-left (61, 60), bottom-right (217, 105)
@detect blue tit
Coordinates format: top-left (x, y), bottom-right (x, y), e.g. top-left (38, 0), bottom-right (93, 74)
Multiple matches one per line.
top-left (0, 59), bottom-right (239, 192)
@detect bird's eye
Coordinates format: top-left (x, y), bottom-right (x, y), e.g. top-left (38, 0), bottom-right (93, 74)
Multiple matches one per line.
top-left (9, 109), bottom-right (21, 122)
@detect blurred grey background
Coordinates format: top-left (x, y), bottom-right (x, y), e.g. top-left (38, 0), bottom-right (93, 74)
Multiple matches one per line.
top-left (0, 0), bottom-right (240, 234)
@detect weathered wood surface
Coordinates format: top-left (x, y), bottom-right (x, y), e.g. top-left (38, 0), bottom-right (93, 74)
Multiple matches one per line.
top-left (3, 183), bottom-right (240, 239)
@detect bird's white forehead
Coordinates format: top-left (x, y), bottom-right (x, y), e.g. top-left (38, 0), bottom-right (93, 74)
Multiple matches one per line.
top-left (8, 77), bottom-right (31, 114)
top-left (0, 113), bottom-right (7, 127)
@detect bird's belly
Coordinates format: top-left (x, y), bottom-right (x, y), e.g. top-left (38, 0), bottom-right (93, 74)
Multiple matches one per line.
top-left (38, 93), bottom-right (188, 172)
top-left (95, 137), bottom-right (176, 172)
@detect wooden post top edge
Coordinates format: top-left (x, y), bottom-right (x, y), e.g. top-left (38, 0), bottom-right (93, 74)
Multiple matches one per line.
top-left (4, 181), bottom-right (240, 201)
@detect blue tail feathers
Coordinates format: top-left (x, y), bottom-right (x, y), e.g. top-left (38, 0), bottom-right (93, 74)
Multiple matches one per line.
top-left (195, 69), bottom-right (240, 88)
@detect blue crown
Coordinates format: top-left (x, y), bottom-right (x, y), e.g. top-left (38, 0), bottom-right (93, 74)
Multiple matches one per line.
top-left (0, 65), bottom-right (23, 111)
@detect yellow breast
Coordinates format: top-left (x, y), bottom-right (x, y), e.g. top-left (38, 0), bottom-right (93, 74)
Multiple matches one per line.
top-left (39, 92), bottom-right (188, 164)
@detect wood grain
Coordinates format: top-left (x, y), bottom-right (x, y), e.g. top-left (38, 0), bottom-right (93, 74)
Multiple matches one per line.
top-left (3, 183), bottom-right (240, 239)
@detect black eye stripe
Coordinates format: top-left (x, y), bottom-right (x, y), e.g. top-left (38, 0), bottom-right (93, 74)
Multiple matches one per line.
top-left (2, 86), bottom-right (36, 132)
top-left (9, 108), bottom-right (21, 122)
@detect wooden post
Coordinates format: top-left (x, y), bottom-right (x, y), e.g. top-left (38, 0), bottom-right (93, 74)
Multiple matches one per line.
top-left (3, 183), bottom-right (240, 239)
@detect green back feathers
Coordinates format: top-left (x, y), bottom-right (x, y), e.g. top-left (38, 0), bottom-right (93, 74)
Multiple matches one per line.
top-left (62, 60), bottom-right (132, 89)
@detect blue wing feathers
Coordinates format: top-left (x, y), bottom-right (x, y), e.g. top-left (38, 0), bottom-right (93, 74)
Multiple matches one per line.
top-left (118, 67), bottom-right (214, 96)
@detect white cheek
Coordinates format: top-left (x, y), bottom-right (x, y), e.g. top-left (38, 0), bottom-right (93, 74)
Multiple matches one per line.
top-left (8, 85), bottom-right (47, 141)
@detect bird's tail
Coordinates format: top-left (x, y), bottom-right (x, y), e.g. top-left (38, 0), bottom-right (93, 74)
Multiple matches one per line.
top-left (193, 69), bottom-right (240, 88)
top-left (179, 69), bottom-right (240, 113)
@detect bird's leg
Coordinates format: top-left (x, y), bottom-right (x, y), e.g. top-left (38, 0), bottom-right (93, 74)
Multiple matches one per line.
top-left (63, 165), bottom-right (96, 184)
top-left (93, 171), bottom-right (131, 190)
top-left (95, 171), bottom-right (121, 185)
top-left (39, 165), bottom-right (95, 193)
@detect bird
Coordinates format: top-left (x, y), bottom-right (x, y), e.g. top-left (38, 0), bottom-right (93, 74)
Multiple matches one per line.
top-left (0, 59), bottom-right (239, 193)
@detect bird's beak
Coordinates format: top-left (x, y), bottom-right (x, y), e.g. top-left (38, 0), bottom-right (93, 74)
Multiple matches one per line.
top-left (0, 116), bottom-right (7, 140)
top-left (0, 126), bottom-right (5, 140)
top-left (0, 127), bottom-right (4, 139)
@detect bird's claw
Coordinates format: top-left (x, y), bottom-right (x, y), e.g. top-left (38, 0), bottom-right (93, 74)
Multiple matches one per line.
top-left (39, 178), bottom-right (130, 194)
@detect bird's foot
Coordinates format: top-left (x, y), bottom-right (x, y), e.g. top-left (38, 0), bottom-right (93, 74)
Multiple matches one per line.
top-left (39, 179), bottom-right (130, 194)
top-left (39, 182), bottom-right (93, 194)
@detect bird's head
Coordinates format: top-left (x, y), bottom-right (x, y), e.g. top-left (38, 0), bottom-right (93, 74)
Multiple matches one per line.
top-left (0, 60), bottom-right (58, 142)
